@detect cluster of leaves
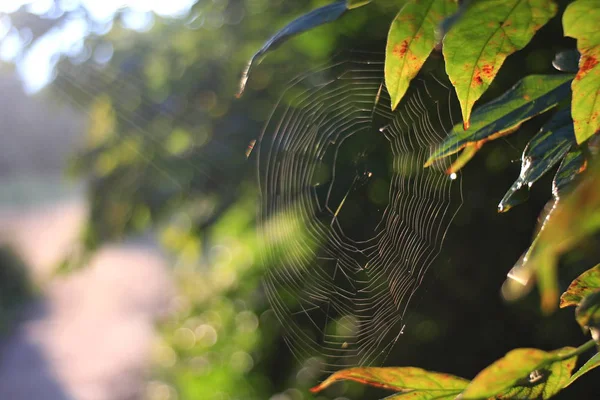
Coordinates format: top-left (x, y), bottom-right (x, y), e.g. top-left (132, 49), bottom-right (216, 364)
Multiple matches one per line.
top-left (240, 0), bottom-right (600, 398)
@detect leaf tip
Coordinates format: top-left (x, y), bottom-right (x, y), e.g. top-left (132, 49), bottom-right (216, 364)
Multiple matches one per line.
top-left (236, 59), bottom-right (254, 98)
top-left (310, 379), bottom-right (331, 394)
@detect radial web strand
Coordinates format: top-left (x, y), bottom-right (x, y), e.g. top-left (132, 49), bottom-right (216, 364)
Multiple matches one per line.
top-left (256, 57), bottom-right (462, 374)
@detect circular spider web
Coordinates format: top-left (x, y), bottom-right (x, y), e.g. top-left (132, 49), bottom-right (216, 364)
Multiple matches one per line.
top-left (256, 57), bottom-right (461, 373)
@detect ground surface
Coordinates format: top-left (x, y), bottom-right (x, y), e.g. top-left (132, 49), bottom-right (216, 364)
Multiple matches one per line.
top-left (0, 73), bottom-right (174, 400)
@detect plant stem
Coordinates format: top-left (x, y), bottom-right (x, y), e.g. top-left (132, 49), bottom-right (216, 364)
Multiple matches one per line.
top-left (553, 339), bottom-right (597, 361)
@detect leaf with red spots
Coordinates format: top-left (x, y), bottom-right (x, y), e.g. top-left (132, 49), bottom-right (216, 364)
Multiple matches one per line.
top-left (460, 347), bottom-right (577, 399)
top-left (563, 0), bottom-right (600, 144)
top-left (385, 0), bottom-right (457, 110)
top-left (310, 367), bottom-right (469, 398)
top-left (424, 74), bottom-right (572, 169)
top-left (561, 264), bottom-right (600, 308)
top-left (443, 0), bottom-right (557, 129)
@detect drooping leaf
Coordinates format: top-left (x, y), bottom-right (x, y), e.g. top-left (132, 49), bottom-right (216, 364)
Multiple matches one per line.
top-left (576, 291), bottom-right (600, 332)
top-left (503, 159), bottom-right (600, 313)
top-left (553, 49), bottom-right (581, 73)
top-left (385, 0), bottom-right (457, 110)
top-left (552, 147), bottom-right (587, 200)
top-left (563, 0), bottom-right (600, 144)
top-left (498, 108), bottom-right (575, 212)
top-left (460, 347), bottom-right (576, 399)
top-left (310, 367), bottom-right (469, 396)
top-left (443, 0), bottom-right (557, 128)
top-left (237, 1), bottom-right (356, 97)
top-left (425, 74), bottom-right (573, 168)
top-left (566, 352), bottom-right (600, 387)
top-left (560, 264), bottom-right (600, 308)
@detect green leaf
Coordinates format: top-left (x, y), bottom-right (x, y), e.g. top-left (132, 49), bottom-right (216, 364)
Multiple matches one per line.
top-left (560, 264), bottom-right (600, 308)
top-left (553, 49), bottom-right (581, 73)
top-left (498, 108), bottom-right (575, 212)
top-left (386, 392), bottom-right (460, 399)
top-left (237, 1), bottom-right (349, 97)
top-left (346, 0), bottom-right (372, 9)
top-left (576, 291), bottom-right (600, 331)
top-left (425, 74), bottom-right (573, 168)
top-left (504, 159), bottom-right (600, 313)
top-left (552, 147), bottom-right (586, 200)
top-left (495, 353), bottom-right (578, 399)
top-left (310, 367), bottom-right (469, 396)
top-left (460, 347), bottom-right (576, 399)
top-left (563, 0), bottom-right (600, 144)
top-left (566, 352), bottom-right (600, 387)
top-left (385, 0), bottom-right (457, 110)
top-left (443, 0), bottom-right (557, 128)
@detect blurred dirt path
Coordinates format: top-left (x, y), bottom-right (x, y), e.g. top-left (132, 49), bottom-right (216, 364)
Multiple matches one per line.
top-left (0, 74), bottom-right (175, 400)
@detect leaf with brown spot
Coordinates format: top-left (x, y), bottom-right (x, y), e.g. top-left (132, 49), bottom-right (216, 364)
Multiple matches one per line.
top-left (460, 347), bottom-right (576, 399)
top-left (563, 0), bottom-right (600, 144)
top-left (561, 264), bottom-right (600, 308)
top-left (310, 367), bottom-right (469, 397)
top-left (385, 0), bottom-right (457, 110)
top-left (443, 0), bottom-right (557, 129)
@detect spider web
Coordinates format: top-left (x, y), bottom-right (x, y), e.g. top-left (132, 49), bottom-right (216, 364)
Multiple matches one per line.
top-left (256, 56), bottom-right (462, 374)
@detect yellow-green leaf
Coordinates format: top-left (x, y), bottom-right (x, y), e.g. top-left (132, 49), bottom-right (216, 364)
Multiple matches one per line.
top-left (346, 0), bottom-right (372, 9)
top-left (443, 0), bottom-right (557, 129)
top-left (563, 0), bottom-right (600, 144)
top-left (386, 392), bottom-right (460, 399)
top-left (310, 367), bottom-right (469, 395)
top-left (385, 0), bottom-right (457, 110)
top-left (460, 347), bottom-right (576, 399)
top-left (561, 264), bottom-right (600, 308)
